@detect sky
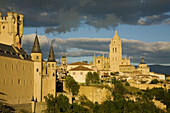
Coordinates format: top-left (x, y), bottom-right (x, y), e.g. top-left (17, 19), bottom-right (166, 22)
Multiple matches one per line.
top-left (0, 0), bottom-right (170, 65)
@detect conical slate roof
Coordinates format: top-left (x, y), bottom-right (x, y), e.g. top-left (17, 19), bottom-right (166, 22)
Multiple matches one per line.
top-left (31, 33), bottom-right (41, 53)
top-left (47, 44), bottom-right (56, 62)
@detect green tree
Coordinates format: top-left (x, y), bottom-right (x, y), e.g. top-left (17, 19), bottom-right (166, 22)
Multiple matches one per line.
top-left (92, 72), bottom-right (99, 83)
top-left (150, 79), bottom-right (159, 84)
top-left (65, 75), bottom-right (80, 95)
top-left (85, 72), bottom-right (93, 85)
top-left (44, 94), bottom-right (58, 113)
top-left (72, 103), bottom-right (90, 113)
top-left (125, 82), bottom-right (130, 86)
top-left (85, 72), bottom-right (99, 85)
top-left (57, 94), bottom-right (70, 112)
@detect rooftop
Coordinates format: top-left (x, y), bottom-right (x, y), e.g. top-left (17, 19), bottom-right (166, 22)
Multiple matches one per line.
top-left (68, 62), bottom-right (89, 65)
top-left (69, 65), bottom-right (93, 71)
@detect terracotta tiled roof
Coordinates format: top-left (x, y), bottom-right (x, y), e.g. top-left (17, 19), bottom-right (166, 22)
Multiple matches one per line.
top-left (69, 65), bottom-right (93, 71)
top-left (68, 62), bottom-right (89, 65)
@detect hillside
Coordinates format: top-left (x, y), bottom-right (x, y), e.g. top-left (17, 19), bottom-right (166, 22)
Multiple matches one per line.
top-left (149, 65), bottom-right (170, 74)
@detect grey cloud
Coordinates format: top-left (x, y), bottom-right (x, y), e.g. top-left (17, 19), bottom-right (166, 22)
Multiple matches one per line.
top-left (22, 34), bottom-right (170, 64)
top-left (0, 0), bottom-right (170, 34)
top-left (138, 14), bottom-right (170, 25)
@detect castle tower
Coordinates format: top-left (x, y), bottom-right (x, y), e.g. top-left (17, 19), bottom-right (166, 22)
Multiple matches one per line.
top-left (0, 12), bottom-right (24, 49)
top-left (138, 56), bottom-right (150, 75)
top-left (61, 52), bottom-right (67, 71)
top-left (31, 32), bottom-right (42, 102)
top-left (47, 44), bottom-right (57, 97)
top-left (109, 30), bottom-right (122, 72)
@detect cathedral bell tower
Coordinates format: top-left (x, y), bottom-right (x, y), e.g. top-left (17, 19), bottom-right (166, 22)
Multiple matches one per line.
top-left (31, 32), bottom-right (42, 102)
top-left (47, 43), bottom-right (57, 97)
top-left (109, 30), bottom-right (122, 72)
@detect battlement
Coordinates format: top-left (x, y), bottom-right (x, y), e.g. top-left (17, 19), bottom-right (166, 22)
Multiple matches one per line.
top-left (0, 12), bottom-right (24, 49)
top-left (0, 12), bottom-right (24, 21)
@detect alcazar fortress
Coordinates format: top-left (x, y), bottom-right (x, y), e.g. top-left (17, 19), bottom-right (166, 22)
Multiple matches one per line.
top-left (0, 12), bottom-right (167, 112)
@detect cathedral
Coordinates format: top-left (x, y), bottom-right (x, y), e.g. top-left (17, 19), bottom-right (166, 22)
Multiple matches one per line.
top-left (0, 12), bottom-right (57, 104)
top-left (93, 30), bottom-right (150, 76)
top-left (93, 30), bottom-right (130, 72)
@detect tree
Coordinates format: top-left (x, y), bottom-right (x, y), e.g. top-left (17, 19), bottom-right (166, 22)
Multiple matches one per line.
top-left (85, 72), bottom-right (99, 85)
top-left (72, 103), bottom-right (90, 113)
top-left (65, 75), bottom-right (80, 95)
top-left (150, 79), bottom-right (159, 84)
top-left (125, 82), bottom-right (130, 86)
top-left (57, 94), bottom-right (70, 112)
top-left (92, 72), bottom-right (99, 83)
top-left (85, 72), bottom-right (93, 85)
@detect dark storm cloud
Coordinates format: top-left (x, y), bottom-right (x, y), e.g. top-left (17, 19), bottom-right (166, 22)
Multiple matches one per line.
top-left (0, 0), bottom-right (170, 34)
top-left (23, 34), bottom-right (170, 64)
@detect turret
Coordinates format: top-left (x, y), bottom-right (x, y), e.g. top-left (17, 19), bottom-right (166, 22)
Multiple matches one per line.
top-left (138, 56), bottom-right (150, 74)
top-left (61, 52), bottom-right (67, 66)
top-left (47, 44), bottom-right (56, 62)
top-left (31, 32), bottom-right (42, 102)
top-left (46, 44), bottom-right (57, 97)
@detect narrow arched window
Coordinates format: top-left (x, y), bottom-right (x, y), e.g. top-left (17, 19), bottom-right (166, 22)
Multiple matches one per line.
top-left (115, 48), bottom-right (117, 52)
top-left (113, 48), bottom-right (114, 52)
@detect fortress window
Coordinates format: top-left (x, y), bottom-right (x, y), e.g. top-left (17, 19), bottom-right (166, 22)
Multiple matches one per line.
top-left (98, 60), bottom-right (100, 63)
top-left (113, 48), bottom-right (114, 52)
top-left (48, 64), bottom-right (50, 67)
top-left (3, 26), bottom-right (5, 29)
top-left (18, 79), bottom-right (21, 84)
top-left (115, 48), bottom-right (117, 52)
top-left (37, 56), bottom-right (39, 59)
top-left (80, 72), bottom-right (83, 75)
top-left (73, 72), bottom-right (76, 75)
top-left (53, 73), bottom-right (55, 76)
top-left (36, 68), bottom-right (39, 72)
top-left (52, 64), bottom-right (54, 67)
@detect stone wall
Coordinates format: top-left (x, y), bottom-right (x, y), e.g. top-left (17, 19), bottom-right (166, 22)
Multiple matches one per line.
top-left (79, 86), bottom-right (113, 104)
top-left (0, 56), bottom-right (34, 104)
top-left (11, 103), bottom-right (32, 113)
top-left (130, 83), bottom-right (170, 90)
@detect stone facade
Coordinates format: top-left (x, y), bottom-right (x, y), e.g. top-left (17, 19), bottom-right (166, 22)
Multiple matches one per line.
top-left (93, 30), bottom-right (130, 72)
top-left (0, 12), bottom-right (57, 106)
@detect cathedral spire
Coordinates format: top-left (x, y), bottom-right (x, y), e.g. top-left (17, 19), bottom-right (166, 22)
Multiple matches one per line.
top-left (62, 52), bottom-right (66, 58)
top-left (115, 30), bottom-right (118, 36)
top-left (47, 43), bottom-right (56, 62)
top-left (113, 30), bottom-right (120, 39)
top-left (31, 32), bottom-right (41, 53)
top-left (140, 56), bottom-right (146, 64)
